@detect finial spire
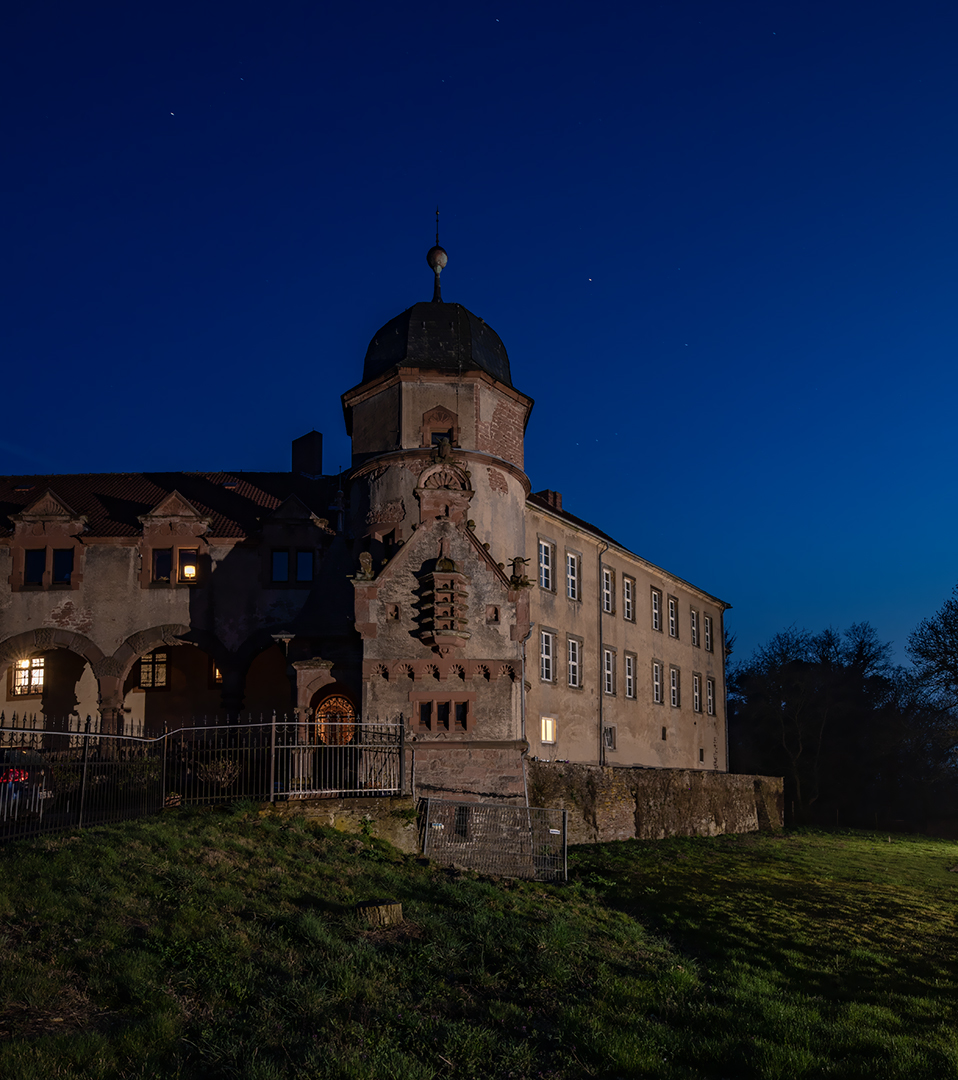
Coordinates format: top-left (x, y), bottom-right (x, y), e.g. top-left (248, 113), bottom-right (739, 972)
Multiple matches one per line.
top-left (426, 212), bottom-right (448, 303)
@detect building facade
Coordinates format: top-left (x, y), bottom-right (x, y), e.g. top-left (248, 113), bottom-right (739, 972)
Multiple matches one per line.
top-left (0, 248), bottom-right (729, 801)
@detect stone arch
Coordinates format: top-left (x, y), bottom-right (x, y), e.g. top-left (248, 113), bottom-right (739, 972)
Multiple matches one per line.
top-left (0, 628), bottom-right (105, 680)
top-left (0, 629), bottom-right (106, 729)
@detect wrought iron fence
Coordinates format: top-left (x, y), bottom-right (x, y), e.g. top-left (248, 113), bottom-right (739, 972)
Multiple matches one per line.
top-left (421, 798), bottom-right (567, 881)
top-left (0, 714), bottom-right (405, 844)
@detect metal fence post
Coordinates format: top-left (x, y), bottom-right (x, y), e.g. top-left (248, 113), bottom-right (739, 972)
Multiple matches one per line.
top-left (562, 809), bottom-right (568, 882)
top-left (269, 710), bottom-right (277, 803)
top-left (160, 723), bottom-right (168, 811)
top-left (78, 717), bottom-right (91, 830)
top-left (422, 797), bottom-right (432, 857)
top-left (399, 721), bottom-right (406, 794)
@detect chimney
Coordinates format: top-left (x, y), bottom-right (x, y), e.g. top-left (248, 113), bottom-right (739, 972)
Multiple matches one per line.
top-left (535, 489), bottom-right (563, 511)
top-left (292, 431), bottom-right (323, 477)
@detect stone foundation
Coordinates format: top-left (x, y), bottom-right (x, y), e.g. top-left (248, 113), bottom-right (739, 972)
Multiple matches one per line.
top-left (527, 761), bottom-right (783, 844)
top-left (411, 741), bottom-right (527, 803)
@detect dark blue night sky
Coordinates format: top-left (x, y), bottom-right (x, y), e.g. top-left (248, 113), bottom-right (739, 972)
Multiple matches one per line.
top-left (4, 1), bottom-right (958, 664)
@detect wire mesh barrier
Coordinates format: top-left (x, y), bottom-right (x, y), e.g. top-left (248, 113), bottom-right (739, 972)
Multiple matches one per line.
top-left (0, 715), bottom-right (405, 844)
top-left (420, 799), bottom-right (568, 881)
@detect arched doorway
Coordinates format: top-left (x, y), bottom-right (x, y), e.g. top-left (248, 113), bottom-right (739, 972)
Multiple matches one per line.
top-left (312, 694), bottom-right (356, 745)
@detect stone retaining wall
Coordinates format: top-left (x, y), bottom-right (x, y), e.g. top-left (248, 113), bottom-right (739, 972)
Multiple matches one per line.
top-left (527, 761), bottom-right (783, 844)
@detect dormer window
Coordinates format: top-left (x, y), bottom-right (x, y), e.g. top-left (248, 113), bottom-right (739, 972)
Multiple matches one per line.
top-left (178, 549), bottom-right (199, 583)
top-left (53, 549), bottom-right (74, 584)
top-left (152, 549), bottom-right (173, 583)
top-left (23, 549), bottom-right (45, 586)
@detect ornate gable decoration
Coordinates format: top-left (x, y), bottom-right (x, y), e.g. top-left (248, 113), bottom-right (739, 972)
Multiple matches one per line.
top-left (137, 490), bottom-right (210, 539)
top-left (416, 463), bottom-right (473, 524)
top-left (13, 489), bottom-right (86, 527)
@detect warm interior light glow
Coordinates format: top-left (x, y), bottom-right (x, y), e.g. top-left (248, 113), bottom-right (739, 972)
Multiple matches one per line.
top-left (182, 563), bottom-right (197, 579)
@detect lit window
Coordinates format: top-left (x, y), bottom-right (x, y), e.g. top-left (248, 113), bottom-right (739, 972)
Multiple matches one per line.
top-left (690, 609), bottom-right (699, 647)
top-left (668, 596), bottom-right (678, 638)
top-left (540, 631), bottom-right (554, 682)
top-left (24, 549), bottom-right (45, 586)
top-left (603, 648), bottom-right (615, 695)
top-left (625, 654), bottom-right (636, 699)
top-left (704, 615), bottom-right (713, 652)
top-left (11, 658), bottom-right (44, 696)
top-left (707, 678), bottom-right (715, 716)
top-left (693, 674), bottom-right (701, 712)
top-left (566, 552), bottom-right (580, 600)
top-left (623, 576), bottom-right (635, 621)
top-left (670, 667), bottom-right (680, 708)
top-left (541, 716), bottom-right (556, 744)
top-left (296, 551), bottom-right (313, 581)
top-left (602, 568), bottom-right (614, 614)
top-left (568, 638), bottom-right (581, 687)
top-left (271, 551), bottom-right (289, 583)
top-left (651, 588), bottom-right (662, 631)
top-left (538, 541), bottom-right (554, 591)
top-left (653, 661), bottom-right (662, 704)
top-left (178, 549), bottom-right (199, 583)
top-left (152, 549), bottom-right (173, 583)
top-left (140, 651), bottom-right (168, 689)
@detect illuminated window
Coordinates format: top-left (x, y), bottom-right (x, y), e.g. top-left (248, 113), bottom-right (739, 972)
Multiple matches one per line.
top-left (139, 651), bottom-right (168, 689)
top-left (178, 549), bottom-right (199, 583)
top-left (11, 658), bottom-right (44, 697)
top-left (541, 716), bottom-right (556, 744)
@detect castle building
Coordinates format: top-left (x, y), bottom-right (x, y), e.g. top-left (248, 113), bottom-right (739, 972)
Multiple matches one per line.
top-left (0, 247), bottom-right (729, 801)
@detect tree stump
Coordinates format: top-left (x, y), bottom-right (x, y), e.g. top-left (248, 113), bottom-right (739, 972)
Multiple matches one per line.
top-left (356, 900), bottom-right (403, 927)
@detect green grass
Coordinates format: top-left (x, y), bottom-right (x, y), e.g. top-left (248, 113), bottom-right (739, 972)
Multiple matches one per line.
top-left (0, 811), bottom-right (955, 1079)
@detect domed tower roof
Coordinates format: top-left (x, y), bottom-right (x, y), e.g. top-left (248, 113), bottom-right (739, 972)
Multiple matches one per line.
top-left (360, 245), bottom-right (513, 388)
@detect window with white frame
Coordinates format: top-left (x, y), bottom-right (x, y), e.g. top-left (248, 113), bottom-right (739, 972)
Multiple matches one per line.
top-left (707, 677), bottom-right (715, 715)
top-left (670, 666), bottom-right (680, 708)
top-left (603, 648), bottom-right (615, 695)
top-left (540, 630), bottom-right (555, 681)
top-left (693, 673), bottom-right (701, 712)
top-left (10, 657), bottom-right (44, 697)
top-left (567, 637), bottom-right (581, 687)
top-left (652, 661), bottom-right (663, 704)
top-left (538, 540), bottom-right (555, 591)
top-left (603, 726), bottom-right (616, 751)
top-left (541, 716), bottom-right (556, 744)
top-left (704, 615), bottom-right (713, 652)
top-left (651, 588), bottom-right (662, 631)
top-left (690, 609), bottom-right (699, 647)
top-left (623, 576), bottom-right (635, 621)
top-left (566, 552), bottom-right (580, 600)
top-left (625, 653), bottom-right (636, 699)
top-left (668, 596), bottom-right (678, 638)
top-left (601, 567), bottom-right (614, 614)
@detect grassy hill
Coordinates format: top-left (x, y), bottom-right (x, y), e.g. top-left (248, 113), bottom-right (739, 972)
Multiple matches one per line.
top-left (0, 808), bottom-right (955, 1079)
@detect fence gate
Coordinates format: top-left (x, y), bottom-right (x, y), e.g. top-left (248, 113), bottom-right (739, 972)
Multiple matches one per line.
top-left (421, 799), bottom-right (567, 882)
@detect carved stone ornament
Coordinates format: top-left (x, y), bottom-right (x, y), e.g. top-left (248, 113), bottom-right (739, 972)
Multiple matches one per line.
top-left (34, 629), bottom-right (56, 650)
top-left (93, 657), bottom-right (126, 678)
top-left (421, 465), bottom-right (468, 491)
top-left (292, 658), bottom-right (335, 672)
top-left (357, 551), bottom-right (375, 579)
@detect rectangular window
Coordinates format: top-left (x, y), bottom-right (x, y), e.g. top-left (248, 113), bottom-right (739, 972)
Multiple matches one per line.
top-left (541, 716), bottom-right (556, 744)
top-left (670, 666), bottom-right (680, 708)
top-left (625, 653), bottom-right (636, 699)
top-left (296, 551), bottom-right (313, 582)
top-left (704, 615), bottom-right (713, 652)
top-left (603, 648), bottom-right (615, 695)
top-left (436, 701), bottom-right (451, 730)
top-left (693, 674), bottom-right (701, 712)
top-left (455, 701), bottom-right (469, 730)
top-left (653, 661), bottom-right (662, 704)
top-left (540, 630), bottom-right (554, 682)
top-left (567, 638), bottom-right (581, 688)
top-left (140, 651), bottom-right (168, 690)
top-left (178, 549), bottom-right (199, 583)
top-left (271, 550), bottom-right (289, 583)
top-left (538, 540), bottom-right (554, 591)
top-left (690, 609), bottom-right (699, 647)
top-left (603, 726), bottom-right (616, 751)
top-left (651, 588), bottom-right (662, 631)
top-left (602, 567), bottom-right (614, 614)
top-left (668, 596), bottom-right (678, 638)
top-left (418, 701), bottom-right (433, 731)
top-left (52, 549), bottom-right (74, 584)
top-left (623, 576), bottom-right (635, 621)
top-left (152, 549), bottom-right (173, 584)
top-left (11, 657), bottom-right (44, 696)
top-left (707, 678), bottom-right (715, 716)
top-left (699, 747), bottom-right (705, 763)
top-left (23, 549), bottom-right (46, 586)
top-left (566, 551), bottom-right (580, 600)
